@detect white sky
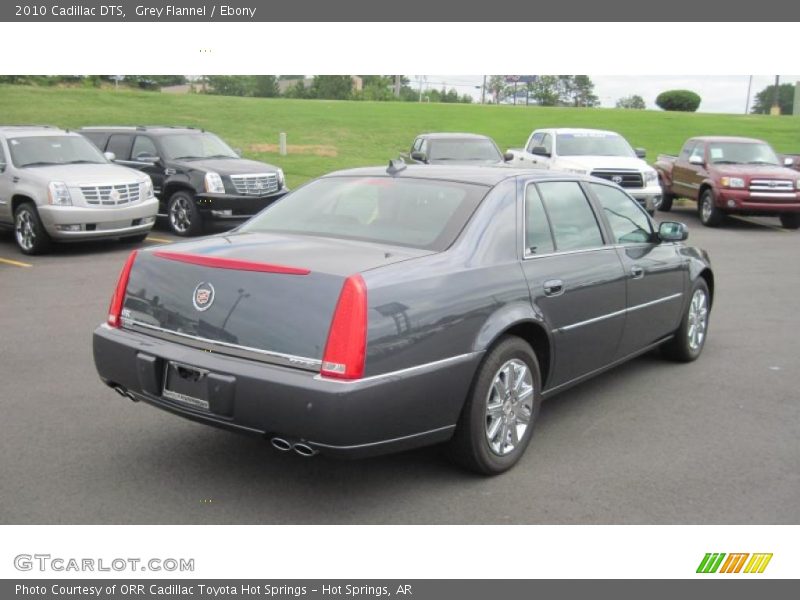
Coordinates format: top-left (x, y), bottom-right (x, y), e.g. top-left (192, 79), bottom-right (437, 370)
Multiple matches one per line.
top-left (410, 75), bottom-right (800, 113)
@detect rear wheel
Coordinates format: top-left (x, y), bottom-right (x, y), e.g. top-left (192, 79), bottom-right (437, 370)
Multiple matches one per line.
top-left (662, 279), bottom-right (710, 362)
top-left (660, 188), bottom-right (674, 212)
top-left (448, 336), bottom-right (542, 475)
top-left (699, 189), bottom-right (723, 227)
top-left (168, 191), bottom-right (203, 236)
top-left (779, 213), bottom-right (800, 230)
top-left (14, 202), bottom-right (51, 255)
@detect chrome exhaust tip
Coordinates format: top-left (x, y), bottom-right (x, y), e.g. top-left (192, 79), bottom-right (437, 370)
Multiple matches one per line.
top-left (293, 443), bottom-right (318, 457)
top-left (113, 386), bottom-right (127, 397)
top-left (125, 391), bottom-right (139, 402)
top-left (271, 437), bottom-right (293, 452)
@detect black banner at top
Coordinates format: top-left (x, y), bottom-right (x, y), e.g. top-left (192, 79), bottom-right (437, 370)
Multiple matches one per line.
top-left (2, 0), bottom-right (800, 21)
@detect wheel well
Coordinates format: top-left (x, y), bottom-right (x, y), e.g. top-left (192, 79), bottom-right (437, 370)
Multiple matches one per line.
top-left (698, 183), bottom-right (713, 201)
top-left (502, 321), bottom-right (552, 388)
top-left (11, 194), bottom-right (36, 215)
top-left (699, 268), bottom-right (714, 307)
top-left (163, 183), bottom-right (196, 201)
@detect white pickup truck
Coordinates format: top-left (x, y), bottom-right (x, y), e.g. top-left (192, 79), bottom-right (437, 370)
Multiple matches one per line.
top-left (507, 128), bottom-right (663, 214)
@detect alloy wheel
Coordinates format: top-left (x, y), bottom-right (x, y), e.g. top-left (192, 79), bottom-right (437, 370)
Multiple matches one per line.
top-left (687, 289), bottom-right (708, 351)
top-left (484, 359), bottom-right (534, 456)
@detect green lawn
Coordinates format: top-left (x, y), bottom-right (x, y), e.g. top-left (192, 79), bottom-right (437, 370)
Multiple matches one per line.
top-left (2, 85), bottom-right (799, 188)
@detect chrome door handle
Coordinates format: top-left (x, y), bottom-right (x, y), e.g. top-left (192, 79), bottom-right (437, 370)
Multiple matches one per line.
top-left (543, 279), bottom-right (564, 296)
top-left (630, 266), bottom-right (644, 279)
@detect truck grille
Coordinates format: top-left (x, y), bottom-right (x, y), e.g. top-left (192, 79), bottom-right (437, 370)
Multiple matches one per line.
top-left (230, 173), bottom-right (279, 196)
top-left (81, 183), bottom-right (141, 206)
top-left (749, 179), bottom-right (794, 194)
top-left (590, 170), bottom-right (644, 189)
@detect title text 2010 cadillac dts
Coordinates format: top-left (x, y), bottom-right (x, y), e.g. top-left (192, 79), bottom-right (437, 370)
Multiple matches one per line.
top-left (93, 164), bottom-right (714, 474)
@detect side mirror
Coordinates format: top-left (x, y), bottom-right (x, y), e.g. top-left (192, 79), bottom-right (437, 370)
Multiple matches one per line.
top-left (531, 146), bottom-right (550, 157)
top-left (784, 157), bottom-right (795, 167)
top-left (503, 152), bottom-right (514, 162)
top-left (659, 221), bottom-right (689, 242)
top-left (635, 148), bottom-right (647, 159)
top-left (103, 151), bottom-right (116, 162)
top-left (135, 153), bottom-right (159, 164)
top-left (689, 155), bottom-right (704, 166)
top-left (410, 151), bottom-right (427, 163)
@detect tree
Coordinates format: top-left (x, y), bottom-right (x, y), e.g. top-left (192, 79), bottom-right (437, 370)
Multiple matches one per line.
top-left (529, 75), bottom-right (561, 106)
top-left (571, 75), bottom-right (600, 107)
top-left (750, 83), bottom-right (795, 115)
top-left (252, 75), bottom-right (279, 98)
top-left (656, 89), bottom-right (701, 112)
top-left (616, 94), bottom-right (646, 109)
top-left (359, 75), bottom-right (394, 101)
top-left (311, 76), bottom-right (353, 100)
top-left (486, 76), bottom-right (507, 103)
top-left (205, 75), bottom-right (253, 97)
top-left (284, 80), bottom-right (310, 99)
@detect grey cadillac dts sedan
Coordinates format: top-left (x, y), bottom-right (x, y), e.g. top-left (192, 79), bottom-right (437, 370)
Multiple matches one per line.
top-left (93, 163), bottom-right (714, 474)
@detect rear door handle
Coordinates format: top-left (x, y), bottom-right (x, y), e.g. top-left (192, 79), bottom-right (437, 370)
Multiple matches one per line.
top-left (630, 266), bottom-right (644, 279)
top-left (543, 279), bottom-right (564, 296)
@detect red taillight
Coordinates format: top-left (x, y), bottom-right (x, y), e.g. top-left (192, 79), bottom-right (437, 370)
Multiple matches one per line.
top-left (107, 250), bottom-right (138, 328)
top-left (320, 275), bottom-right (368, 380)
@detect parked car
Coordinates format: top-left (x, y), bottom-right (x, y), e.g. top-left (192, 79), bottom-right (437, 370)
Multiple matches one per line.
top-left (93, 164), bottom-right (713, 475)
top-left (655, 136), bottom-right (800, 229)
top-left (506, 128), bottom-right (662, 214)
top-left (403, 133), bottom-right (513, 165)
top-left (80, 126), bottom-right (287, 236)
top-left (0, 125), bottom-right (157, 255)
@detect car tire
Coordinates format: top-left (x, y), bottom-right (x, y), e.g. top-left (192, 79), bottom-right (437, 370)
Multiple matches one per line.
top-left (167, 191), bottom-right (203, 236)
top-left (14, 202), bottom-right (52, 255)
top-left (698, 189), bottom-right (724, 227)
top-left (660, 191), bottom-right (674, 212)
top-left (662, 278), bottom-right (711, 362)
top-left (779, 213), bottom-right (800, 230)
top-left (448, 336), bottom-right (542, 475)
top-left (121, 233), bottom-right (149, 244)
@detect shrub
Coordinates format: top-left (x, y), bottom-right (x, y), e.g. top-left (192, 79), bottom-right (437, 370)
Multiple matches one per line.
top-left (656, 90), bottom-right (701, 112)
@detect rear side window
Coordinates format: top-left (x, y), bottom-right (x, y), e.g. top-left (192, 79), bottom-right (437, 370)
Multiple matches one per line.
top-left (241, 176), bottom-right (489, 251)
top-left (536, 181), bottom-right (604, 251)
top-left (590, 183), bottom-right (653, 244)
top-left (525, 184), bottom-right (555, 254)
top-left (107, 134), bottom-right (133, 160)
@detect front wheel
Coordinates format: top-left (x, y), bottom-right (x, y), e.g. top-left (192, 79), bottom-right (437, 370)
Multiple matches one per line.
top-left (14, 202), bottom-right (52, 255)
top-left (448, 336), bottom-right (542, 475)
top-left (699, 189), bottom-right (724, 227)
top-left (779, 213), bottom-right (800, 230)
top-left (662, 279), bottom-right (711, 362)
top-left (660, 190), bottom-right (674, 212)
top-left (167, 191), bottom-right (203, 236)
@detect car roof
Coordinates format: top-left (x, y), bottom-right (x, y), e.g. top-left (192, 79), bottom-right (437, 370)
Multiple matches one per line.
top-left (78, 126), bottom-right (202, 135)
top-left (417, 132), bottom-right (494, 141)
top-left (545, 128), bottom-right (622, 136)
top-left (689, 136), bottom-right (768, 144)
top-left (322, 164), bottom-right (585, 186)
top-left (0, 125), bottom-right (75, 137)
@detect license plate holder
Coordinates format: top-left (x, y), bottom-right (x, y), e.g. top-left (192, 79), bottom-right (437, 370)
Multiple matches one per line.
top-left (162, 361), bottom-right (210, 411)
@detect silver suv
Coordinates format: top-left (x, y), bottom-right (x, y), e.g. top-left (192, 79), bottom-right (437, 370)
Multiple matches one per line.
top-left (0, 125), bottom-right (158, 254)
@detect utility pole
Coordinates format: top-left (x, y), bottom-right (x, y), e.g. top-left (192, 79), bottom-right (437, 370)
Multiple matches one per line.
top-left (481, 75), bottom-right (487, 104)
top-left (770, 75), bottom-right (781, 115)
top-left (745, 75), bottom-right (753, 114)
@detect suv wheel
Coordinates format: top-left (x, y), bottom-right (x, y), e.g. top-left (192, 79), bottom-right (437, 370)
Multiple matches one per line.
top-left (699, 189), bottom-right (723, 227)
top-left (168, 191), bottom-right (203, 236)
top-left (14, 203), bottom-right (52, 255)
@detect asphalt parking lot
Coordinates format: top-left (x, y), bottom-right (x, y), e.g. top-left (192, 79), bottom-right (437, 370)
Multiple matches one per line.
top-left (1, 207), bottom-right (798, 525)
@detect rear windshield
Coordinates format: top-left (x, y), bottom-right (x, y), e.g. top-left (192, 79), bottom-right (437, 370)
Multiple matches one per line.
top-left (8, 135), bottom-right (107, 167)
top-left (240, 176), bottom-right (490, 251)
top-left (429, 139), bottom-right (502, 162)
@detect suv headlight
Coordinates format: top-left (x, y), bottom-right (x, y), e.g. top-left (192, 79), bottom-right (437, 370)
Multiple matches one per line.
top-left (276, 168), bottom-right (285, 188)
top-left (204, 172), bottom-right (225, 194)
top-left (48, 182), bottom-right (72, 206)
top-left (141, 179), bottom-right (154, 199)
top-left (644, 170), bottom-right (659, 187)
top-left (721, 177), bottom-right (746, 189)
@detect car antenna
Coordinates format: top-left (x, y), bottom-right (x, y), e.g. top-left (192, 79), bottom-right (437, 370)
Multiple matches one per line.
top-left (386, 157), bottom-right (406, 175)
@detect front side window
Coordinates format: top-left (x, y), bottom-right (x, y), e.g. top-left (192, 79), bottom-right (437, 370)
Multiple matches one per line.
top-left (106, 134), bottom-right (133, 160)
top-left (591, 183), bottom-right (653, 244)
top-left (688, 144), bottom-right (705, 163)
top-left (536, 181), bottom-right (604, 251)
top-left (241, 176), bottom-right (489, 251)
top-left (525, 184), bottom-right (555, 254)
top-left (679, 141), bottom-right (696, 160)
top-left (131, 136), bottom-right (158, 160)
top-left (8, 135), bottom-right (107, 167)
top-left (527, 132), bottom-right (544, 153)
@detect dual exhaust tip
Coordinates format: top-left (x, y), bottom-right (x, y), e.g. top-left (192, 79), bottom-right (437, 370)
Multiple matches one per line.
top-left (271, 437), bottom-right (318, 457)
top-left (114, 385), bottom-right (139, 402)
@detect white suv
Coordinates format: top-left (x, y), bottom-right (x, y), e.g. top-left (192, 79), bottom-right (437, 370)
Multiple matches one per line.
top-left (0, 126), bottom-right (158, 254)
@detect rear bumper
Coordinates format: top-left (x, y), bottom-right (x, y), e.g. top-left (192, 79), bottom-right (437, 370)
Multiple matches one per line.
top-left (38, 198), bottom-right (158, 240)
top-left (92, 324), bottom-right (480, 458)
top-left (717, 189), bottom-right (800, 213)
top-left (196, 190), bottom-right (288, 218)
